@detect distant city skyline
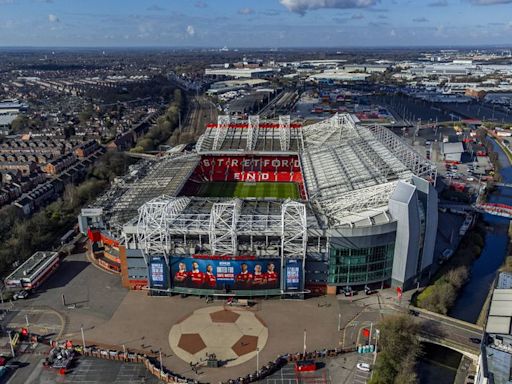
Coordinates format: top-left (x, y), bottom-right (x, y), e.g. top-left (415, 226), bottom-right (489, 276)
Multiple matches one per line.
top-left (1, 0), bottom-right (512, 47)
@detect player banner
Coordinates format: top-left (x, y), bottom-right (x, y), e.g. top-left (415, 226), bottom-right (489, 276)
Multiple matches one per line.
top-left (171, 257), bottom-right (281, 291)
top-left (285, 259), bottom-right (302, 291)
top-left (148, 256), bottom-right (169, 289)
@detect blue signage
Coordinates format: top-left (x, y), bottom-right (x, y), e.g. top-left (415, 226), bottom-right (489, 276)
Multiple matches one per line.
top-left (148, 256), bottom-right (169, 289)
top-left (171, 257), bottom-right (281, 291)
top-left (285, 259), bottom-right (302, 291)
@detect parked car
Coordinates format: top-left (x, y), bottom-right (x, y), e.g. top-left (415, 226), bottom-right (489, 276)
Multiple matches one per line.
top-left (342, 286), bottom-right (354, 297)
top-left (442, 249), bottom-right (454, 259)
top-left (356, 362), bottom-right (371, 372)
top-left (409, 309), bottom-right (420, 317)
top-left (469, 338), bottom-right (481, 344)
top-left (12, 290), bottom-right (29, 300)
top-left (295, 360), bottom-right (317, 372)
top-left (364, 285), bottom-right (376, 295)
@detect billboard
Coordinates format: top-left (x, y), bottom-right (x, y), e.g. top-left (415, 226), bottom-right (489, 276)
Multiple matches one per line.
top-left (171, 257), bottom-right (281, 291)
top-left (148, 256), bottom-right (169, 289)
top-left (285, 259), bottom-right (302, 291)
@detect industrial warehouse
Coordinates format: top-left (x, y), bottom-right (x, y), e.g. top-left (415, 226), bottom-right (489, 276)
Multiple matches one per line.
top-left (78, 113), bottom-right (438, 297)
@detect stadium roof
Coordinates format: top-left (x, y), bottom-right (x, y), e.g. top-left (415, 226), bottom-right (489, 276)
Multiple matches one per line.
top-left (196, 115), bottom-right (303, 154)
top-left (300, 114), bottom-right (436, 226)
top-left (88, 113), bottom-right (436, 240)
top-left (93, 153), bottom-right (199, 232)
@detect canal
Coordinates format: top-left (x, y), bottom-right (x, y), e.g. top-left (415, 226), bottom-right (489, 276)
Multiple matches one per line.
top-left (418, 138), bottom-right (512, 383)
top-left (450, 138), bottom-right (512, 323)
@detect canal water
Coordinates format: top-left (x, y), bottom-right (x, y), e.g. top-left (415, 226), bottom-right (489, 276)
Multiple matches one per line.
top-left (449, 139), bottom-right (512, 323)
top-left (418, 344), bottom-right (461, 383)
top-left (418, 139), bottom-right (512, 383)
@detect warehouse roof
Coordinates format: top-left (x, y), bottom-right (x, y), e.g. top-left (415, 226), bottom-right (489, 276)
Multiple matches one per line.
top-left (442, 142), bottom-right (464, 155)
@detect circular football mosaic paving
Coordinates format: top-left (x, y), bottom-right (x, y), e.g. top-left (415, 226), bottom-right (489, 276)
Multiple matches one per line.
top-left (169, 306), bottom-right (268, 367)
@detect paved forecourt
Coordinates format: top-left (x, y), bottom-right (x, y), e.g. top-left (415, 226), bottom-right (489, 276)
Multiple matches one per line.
top-left (85, 293), bottom-right (342, 383)
top-left (169, 306), bottom-right (268, 367)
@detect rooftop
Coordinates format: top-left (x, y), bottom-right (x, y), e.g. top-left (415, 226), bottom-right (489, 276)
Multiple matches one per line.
top-left (93, 153), bottom-right (199, 232)
top-left (86, 114), bottom-right (435, 236)
top-left (6, 251), bottom-right (58, 282)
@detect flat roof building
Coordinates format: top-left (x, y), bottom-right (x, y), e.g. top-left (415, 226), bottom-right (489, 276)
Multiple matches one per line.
top-left (205, 68), bottom-right (275, 79)
top-left (441, 142), bottom-right (464, 163)
top-left (4, 251), bottom-right (59, 290)
top-left (477, 272), bottom-right (512, 384)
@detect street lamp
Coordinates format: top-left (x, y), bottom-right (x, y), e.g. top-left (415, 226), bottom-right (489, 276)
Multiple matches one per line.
top-left (373, 329), bottom-right (380, 365)
top-left (8, 331), bottom-right (15, 358)
top-left (81, 325), bottom-right (86, 350)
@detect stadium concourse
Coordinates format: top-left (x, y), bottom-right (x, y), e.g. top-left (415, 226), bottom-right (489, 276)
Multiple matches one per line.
top-left (78, 113), bottom-right (438, 297)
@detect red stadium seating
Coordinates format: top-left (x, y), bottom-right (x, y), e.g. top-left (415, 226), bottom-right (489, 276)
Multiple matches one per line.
top-left (187, 155), bottom-right (307, 199)
top-left (197, 155), bottom-right (303, 182)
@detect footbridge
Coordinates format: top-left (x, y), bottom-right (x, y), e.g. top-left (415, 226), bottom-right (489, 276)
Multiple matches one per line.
top-left (493, 182), bottom-right (512, 188)
top-left (474, 202), bottom-right (512, 219)
top-left (438, 201), bottom-right (512, 219)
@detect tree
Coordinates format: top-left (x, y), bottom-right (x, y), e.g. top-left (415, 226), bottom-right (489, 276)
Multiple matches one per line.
top-left (476, 128), bottom-right (487, 143)
top-left (63, 184), bottom-right (78, 209)
top-left (0, 205), bottom-right (21, 242)
top-left (445, 266), bottom-right (469, 289)
top-left (79, 104), bottom-right (94, 124)
top-left (369, 315), bottom-right (420, 384)
top-left (10, 115), bottom-right (29, 133)
top-left (63, 125), bottom-right (76, 139)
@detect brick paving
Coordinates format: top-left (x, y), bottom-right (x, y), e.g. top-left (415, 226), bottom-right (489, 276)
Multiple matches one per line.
top-left (85, 293), bottom-right (342, 383)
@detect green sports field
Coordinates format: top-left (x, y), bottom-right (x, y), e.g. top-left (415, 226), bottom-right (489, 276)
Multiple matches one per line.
top-left (197, 182), bottom-right (300, 199)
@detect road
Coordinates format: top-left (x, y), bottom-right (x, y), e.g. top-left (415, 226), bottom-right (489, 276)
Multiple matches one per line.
top-left (413, 308), bottom-right (482, 358)
top-left (0, 251), bottom-right (128, 384)
top-left (338, 291), bottom-right (482, 359)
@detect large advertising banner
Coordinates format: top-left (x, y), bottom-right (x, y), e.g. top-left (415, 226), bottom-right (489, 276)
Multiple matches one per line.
top-left (285, 259), bottom-right (302, 291)
top-left (171, 257), bottom-right (281, 291)
top-left (148, 256), bottom-right (169, 289)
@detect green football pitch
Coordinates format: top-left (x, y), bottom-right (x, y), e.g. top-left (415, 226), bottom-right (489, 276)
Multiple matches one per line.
top-left (197, 182), bottom-right (300, 199)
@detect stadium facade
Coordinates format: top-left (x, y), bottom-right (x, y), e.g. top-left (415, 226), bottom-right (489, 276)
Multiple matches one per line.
top-left (78, 114), bottom-right (438, 296)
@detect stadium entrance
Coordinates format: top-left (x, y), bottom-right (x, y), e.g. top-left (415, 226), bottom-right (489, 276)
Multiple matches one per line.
top-left (146, 254), bottom-right (306, 298)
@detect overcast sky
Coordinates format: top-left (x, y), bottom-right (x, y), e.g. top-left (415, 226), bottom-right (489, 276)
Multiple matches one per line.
top-left (1, 0), bottom-right (512, 47)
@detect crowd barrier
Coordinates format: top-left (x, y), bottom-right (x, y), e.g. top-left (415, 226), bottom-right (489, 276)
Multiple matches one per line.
top-left (69, 343), bottom-right (356, 384)
top-left (79, 345), bottom-right (200, 384)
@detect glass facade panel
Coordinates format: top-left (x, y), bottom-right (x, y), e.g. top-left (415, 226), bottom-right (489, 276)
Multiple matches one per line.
top-left (327, 243), bottom-right (394, 285)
